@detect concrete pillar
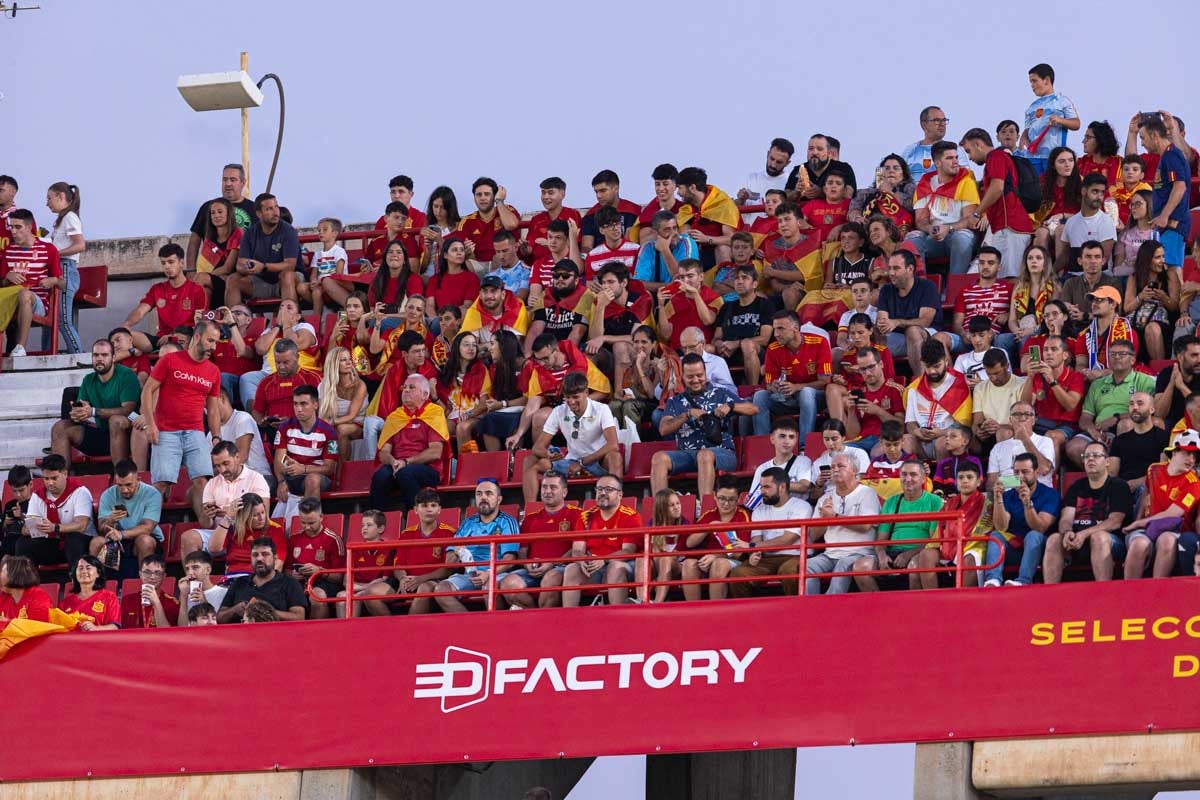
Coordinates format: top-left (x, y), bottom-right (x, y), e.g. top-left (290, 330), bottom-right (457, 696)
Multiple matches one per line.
top-left (300, 758), bottom-right (593, 800)
top-left (913, 742), bottom-right (982, 800)
top-left (646, 748), bottom-right (796, 800)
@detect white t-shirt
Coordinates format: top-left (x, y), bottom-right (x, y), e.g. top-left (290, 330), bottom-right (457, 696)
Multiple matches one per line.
top-left (810, 448), bottom-right (871, 498)
top-left (837, 305), bottom-right (877, 331)
top-left (747, 454), bottom-right (813, 509)
top-left (1062, 210), bottom-right (1118, 254)
top-left (221, 409), bottom-right (271, 476)
top-left (264, 322), bottom-right (317, 374)
top-left (817, 483), bottom-right (881, 557)
top-left (904, 374), bottom-right (970, 430)
top-left (27, 486), bottom-right (96, 537)
top-left (751, 496), bottom-right (813, 556)
top-left (744, 170), bottom-right (790, 204)
top-left (311, 245), bottom-right (348, 280)
top-left (987, 434), bottom-right (1056, 488)
top-left (50, 211), bottom-right (83, 261)
top-left (543, 398), bottom-right (616, 462)
top-left (953, 350), bottom-right (988, 383)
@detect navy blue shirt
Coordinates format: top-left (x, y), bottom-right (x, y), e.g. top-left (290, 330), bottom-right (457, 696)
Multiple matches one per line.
top-left (240, 221), bottom-right (301, 283)
top-left (1153, 144), bottom-right (1192, 239)
top-left (878, 277), bottom-right (942, 327)
top-left (1001, 481), bottom-right (1060, 542)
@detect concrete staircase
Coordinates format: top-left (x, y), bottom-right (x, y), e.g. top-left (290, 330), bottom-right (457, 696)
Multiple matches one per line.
top-left (0, 353), bottom-right (92, 471)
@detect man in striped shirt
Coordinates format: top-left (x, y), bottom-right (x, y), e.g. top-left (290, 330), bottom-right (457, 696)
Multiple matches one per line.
top-left (273, 385), bottom-right (339, 505)
top-left (0, 209), bottom-right (62, 356)
top-left (951, 245), bottom-right (1015, 360)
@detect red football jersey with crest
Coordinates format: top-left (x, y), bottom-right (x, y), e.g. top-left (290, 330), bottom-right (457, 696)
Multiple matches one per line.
top-left (521, 505), bottom-right (585, 561)
top-left (395, 522), bottom-right (458, 573)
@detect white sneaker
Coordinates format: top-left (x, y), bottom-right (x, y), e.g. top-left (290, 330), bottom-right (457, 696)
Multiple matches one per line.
top-left (1003, 579), bottom-right (1024, 587)
top-left (983, 579), bottom-right (1001, 588)
top-left (10, 345), bottom-right (26, 357)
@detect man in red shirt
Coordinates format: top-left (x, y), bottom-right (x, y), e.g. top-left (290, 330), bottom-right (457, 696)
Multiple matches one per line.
top-left (138, 319), bottom-right (222, 520)
top-left (457, 177), bottom-right (520, 263)
top-left (523, 176), bottom-right (582, 266)
top-left (657, 258), bottom-right (722, 349)
top-left (842, 348), bottom-right (904, 452)
top-left (272, 385), bottom-right (340, 504)
top-left (637, 163), bottom-right (684, 243)
top-left (676, 166), bottom-right (740, 268)
top-left (952, 245), bottom-right (1016, 359)
top-left (580, 169), bottom-right (641, 251)
top-left (370, 375), bottom-right (448, 512)
top-left (561, 473), bottom-right (641, 607)
top-left (961, 127), bottom-right (1034, 280)
top-left (1, 208), bottom-right (63, 356)
top-left (1020, 334), bottom-right (1084, 463)
top-left (751, 310), bottom-right (833, 435)
top-left (120, 243), bottom-right (208, 355)
top-left (251, 338), bottom-right (322, 440)
top-left (364, 330), bottom-right (441, 454)
top-left (588, 261), bottom-right (653, 385)
top-left (365, 201), bottom-right (421, 270)
top-left (373, 175), bottom-right (428, 231)
top-left (387, 490), bottom-right (457, 615)
top-left (499, 471), bottom-right (583, 609)
top-left (283, 497), bottom-right (345, 619)
top-left (121, 554), bottom-right (180, 629)
top-left (506, 334), bottom-right (611, 450)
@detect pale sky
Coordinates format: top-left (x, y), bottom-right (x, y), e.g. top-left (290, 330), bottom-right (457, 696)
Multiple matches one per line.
top-left (6, 1), bottom-right (1199, 797)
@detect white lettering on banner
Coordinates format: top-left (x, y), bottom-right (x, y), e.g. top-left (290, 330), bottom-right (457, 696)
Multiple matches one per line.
top-left (171, 370), bottom-right (215, 390)
top-left (413, 644), bottom-right (763, 714)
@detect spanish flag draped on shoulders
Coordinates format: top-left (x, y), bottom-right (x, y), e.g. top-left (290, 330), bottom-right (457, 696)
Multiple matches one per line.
top-left (370, 321), bottom-right (433, 380)
top-left (519, 340), bottom-right (610, 400)
top-left (684, 185), bottom-right (742, 238)
top-left (902, 368), bottom-right (973, 428)
top-left (761, 230), bottom-right (825, 292)
top-left (439, 359), bottom-right (493, 418)
top-left (366, 358), bottom-right (440, 419)
top-left (376, 400), bottom-right (450, 476)
top-left (913, 167), bottom-right (980, 223)
top-left (461, 290), bottom-right (530, 337)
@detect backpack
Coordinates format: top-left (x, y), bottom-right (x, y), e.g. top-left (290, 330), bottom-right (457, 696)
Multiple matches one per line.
top-left (1008, 154), bottom-right (1042, 213)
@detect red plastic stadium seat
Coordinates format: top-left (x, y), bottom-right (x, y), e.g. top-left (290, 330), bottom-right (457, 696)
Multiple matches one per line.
top-left (943, 273), bottom-right (975, 311)
top-left (627, 441), bottom-right (676, 480)
top-left (323, 460), bottom-right (376, 502)
top-left (698, 494), bottom-right (717, 518)
top-left (804, 432), bottom-right (826, 460)
top-left (39, 582), bottom-right (62, 606)
top-left (739, 435), bottom-right (774, 472)
top-left (75, 264), bottom-right (108, 310)
top-left (449, 451), bottom-right (510, 490)
top-left (170, 522), bottom-right (197, 564)
top-left (504, 449), bottom-right (534, 490)
top-left (76, 475), bottom-right (112, 512)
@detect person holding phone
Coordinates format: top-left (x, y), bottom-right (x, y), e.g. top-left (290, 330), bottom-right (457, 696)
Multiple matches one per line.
top-left (92, 460), bottom-right (163, 570)
top-left (985, 401), bottom-right (1055, 492)
top-left (982, 453), bottom-right (1060, 587)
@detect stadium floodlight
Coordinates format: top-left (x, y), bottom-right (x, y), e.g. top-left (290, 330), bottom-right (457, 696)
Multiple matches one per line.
top-left (175, 53), bottom-right (285, 195)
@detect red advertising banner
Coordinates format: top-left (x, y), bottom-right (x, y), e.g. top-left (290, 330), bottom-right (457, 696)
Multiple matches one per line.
top-left (3, 578), bottom-right (1200, 781)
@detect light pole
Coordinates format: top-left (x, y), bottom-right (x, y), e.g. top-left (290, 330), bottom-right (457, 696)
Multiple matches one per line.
top-left (176, 52), bottom-right (285, 196)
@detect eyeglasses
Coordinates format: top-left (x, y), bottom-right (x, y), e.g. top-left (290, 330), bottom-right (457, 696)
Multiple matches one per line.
top-left (1083, 452), bottom-right (1107, 460)
top-left (140, 568), bottom-right (165, 578)
top-left (716, 495), bottom-right (739, 504)
top-left (926, 117), bottom-right (949, 124)
top-left (1110, 350), bottom-right (1135, 358)
top-left (596, 485), bottom-right (621, 494)
top-left (1009, 411), bottom-right (1034, 418)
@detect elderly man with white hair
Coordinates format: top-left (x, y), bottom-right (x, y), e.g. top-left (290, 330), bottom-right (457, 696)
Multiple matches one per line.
top-left (677, 326), bottom-right (736, 394)
top-left (803, 452), bottom-right (880, 594)
top-left (368, 375), bottom-right (449, 512)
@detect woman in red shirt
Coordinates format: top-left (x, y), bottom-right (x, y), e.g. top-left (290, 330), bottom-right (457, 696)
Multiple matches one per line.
top-left (424, 237), bottom-right (480, 319)
top-left (368, 242), bottom-right (423, 309)
top-left (0, 555), bottom-right (52, 623)
top-left (1034, 147), bottom-right (1081, 252)
top-left (193, 197), bottom-right (242, 308)
top-left (60, 556), bottom-right (120, 630)
top-left (1076, 121), bottom-right (1122, 189)
top-left (209, 492), bottom-right (286, 576)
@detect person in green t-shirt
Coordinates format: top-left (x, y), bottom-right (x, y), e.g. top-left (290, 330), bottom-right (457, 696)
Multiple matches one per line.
top-left (49, 339), bottom-right (140, 469)
top-left (861, 459), bottom-right (943, 591)
top-left (1065, 339), bottom-right (1155, 468)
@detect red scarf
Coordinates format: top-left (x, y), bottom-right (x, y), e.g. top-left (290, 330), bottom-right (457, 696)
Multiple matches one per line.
top-left (36, 479), bottom-right (83, 528)
top-left (939, 491), bottom-right (985, 561)
top-left (912, 370), bottom-right (970, 428)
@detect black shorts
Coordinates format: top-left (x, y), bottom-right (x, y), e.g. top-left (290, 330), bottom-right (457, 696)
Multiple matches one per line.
top-left (312, 576), bottom-right (341, 598)
top-left (382, 576), bottom-right (400, 591)
top-left (78, 424), bottom-right (110, 456)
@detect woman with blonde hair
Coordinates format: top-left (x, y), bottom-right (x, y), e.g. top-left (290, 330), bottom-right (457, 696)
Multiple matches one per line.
top-left (634, 489), bottom-right (689, 604)
top-left (1008, 244), bottom-right (1056, 340)
top-left (318, 346), bottom-right (367, 460)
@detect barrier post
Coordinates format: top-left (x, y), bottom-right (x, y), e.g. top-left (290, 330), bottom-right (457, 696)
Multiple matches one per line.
top-left (641, 532), bottom-right (651, 603)
top-left (798, 527), bottom-right (808, 596)
top-left (344, 543), bottom-right (354, 618)
top-left (952, 517), bottom-right (964, 589)
top-left (487, 541), bottom-right (497, 611)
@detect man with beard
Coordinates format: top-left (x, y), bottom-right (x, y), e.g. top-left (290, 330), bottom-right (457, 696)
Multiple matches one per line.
top-left (904, 339), bottom-right (973, 461)
top-left (676, 166), bottom-right (740, 268)
top-left (526, 261), bottom-right (591, 355)
top-left (562, 473), bottom-right (643, 608)
top-left (633, 210), bottom-right (699, 293)
top-left (217, 537), bottom-right (308, 622)
top-left (587, 262), bottom-right (652, 387)
top-left (1154, 335), bottom-right (1200, 428)
top-left (983, 453), bottom-right (1059, 587)
top-left (121, 243), bottom-right (209, 355)
top-left (137, 320), bottom-right (222, 520)
top-left (737, 138), bottom-right (794, 206)
top-left (1072, 283), bottom-right (1137, 381)
top-left (1057, 175), bottom-right (1118, 271)
top-left (728, 467), bottom-right (814, 597)
top-left (1043, 441), bottom-right (1132, 583)
top-left (458, 177), bottom-right (520, 264)
top-left (1109, 392), bottom-right (1168, 495)
top-left (522, 176), bottom-right (582, 267)
top-left (461, 274), bottom-right (530, 345)
top-left (50, 339), bottom-right (140, 468)
top-left (434, 479), bottom-right (519, 612)
top-left (785, 134), bottom-right (857, 200)
top-left (186, 164), bottom-right (257, 269)
top-left (752, 310), bottom-right (833, 436)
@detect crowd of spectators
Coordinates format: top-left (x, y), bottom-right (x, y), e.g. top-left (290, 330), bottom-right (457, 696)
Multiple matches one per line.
top-left (1, 62), bottom-right (1199, 627)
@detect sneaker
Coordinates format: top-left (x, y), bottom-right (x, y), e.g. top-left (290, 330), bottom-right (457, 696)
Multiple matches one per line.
top-left (983, 579), bottom-right (1001, 588)
top-left (10, 345), bottom-right (26, 357)
top-left (1003, 579), bottom-right (1025, 587)
top-left (460, 440), bottom-right (479, 454)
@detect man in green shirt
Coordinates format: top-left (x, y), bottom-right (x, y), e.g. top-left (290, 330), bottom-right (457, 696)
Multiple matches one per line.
top-left (1065, 340), bottom-right (1155, 468)
top-left (861, 459), bottom-right (943, 591)
top-left (49, 339), bottom-right (140, 468)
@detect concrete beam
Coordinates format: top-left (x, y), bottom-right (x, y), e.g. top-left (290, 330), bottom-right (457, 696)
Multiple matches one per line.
top-left (646, 748), bottom-right (796, 800)
top-left (914, 742), bottom-right (983, 800)
top-left (0, 772), bottom-right (301, 799)
top-left (973, 732), bottom-right (1200, 796)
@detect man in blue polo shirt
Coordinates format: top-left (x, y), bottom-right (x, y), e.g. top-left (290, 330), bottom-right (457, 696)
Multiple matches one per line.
top-left (1140, 114), bottom-right (1192, 269)
top-left (433, 479), bottom-right (519, 612)
top-left (94, 459), bottom-right (164, 574)
top-left (982, 452), bottom-right (1060, 586)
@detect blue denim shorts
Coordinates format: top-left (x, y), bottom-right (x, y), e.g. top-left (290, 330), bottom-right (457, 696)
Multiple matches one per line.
top-left (551, 459), bottom-right (606, 477)
top-left (444, 570), bottom-right (488, 593)
top-left (665, 447), bottom-right (737, 474)
top-left (150, 429), bottom-right (215, 484)
top-left (30, 294), bottom-right (45, 316)
top-left (507, 565), bottom-right (566, 588)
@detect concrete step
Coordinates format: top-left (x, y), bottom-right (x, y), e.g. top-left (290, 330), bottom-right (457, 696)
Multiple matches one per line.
top-left (0, 352), bottom-right (91, 372)
top-left (0, 434), bottom-right (54, 470)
